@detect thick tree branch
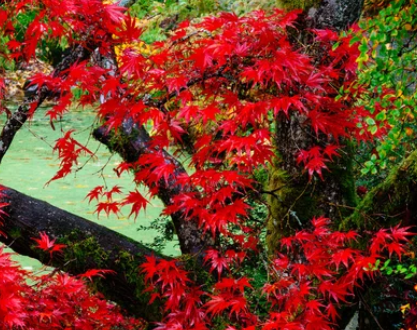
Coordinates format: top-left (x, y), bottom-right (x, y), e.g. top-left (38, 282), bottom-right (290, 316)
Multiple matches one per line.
top-left (342, 150), bottom-right (417, 230)
top-left (0, 185), bottom-right (166, 321)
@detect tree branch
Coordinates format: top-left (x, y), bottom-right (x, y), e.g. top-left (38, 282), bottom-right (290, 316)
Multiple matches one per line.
top-left (0, 45), bottom-right (91, 164)
top-left (0, 184), bottom-right (166, 321)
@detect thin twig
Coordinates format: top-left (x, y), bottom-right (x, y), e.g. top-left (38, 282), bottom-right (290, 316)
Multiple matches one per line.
top-left (358, 290), bottom-right (385, 330)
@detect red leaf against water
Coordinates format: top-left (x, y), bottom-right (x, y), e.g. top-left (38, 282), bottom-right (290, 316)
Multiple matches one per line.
top-left (86, 186), bottom-right (104, 203)
top-left (95, 201), bottom-right (121, 217)
top-left (122, 190), bottom-right (149, 219)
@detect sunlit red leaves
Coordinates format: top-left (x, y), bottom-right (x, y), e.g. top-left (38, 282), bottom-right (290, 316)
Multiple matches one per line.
top-left (3, 2), bottom-right (414, 329)
top-left (140, 256), bottom-right (205, 328)
top-left (122, 190), bottom-right (149, 219)
top-left (0, 247), bottom-right (143, 329)
top-left (370, 225), bottom-right (414, 260)
top-left (203, 249), bottom-right (228, 276)
top-left (296, 145), bottom-right (342, 179)
top-left (32, 232), bottom-right (66, 257)
top-left (86, 185), bottom-right (126, 218)
top-left (79, 269), bottom-right (116, 282)
top-left (264, 219), bottom-right (414, 328)
top-left (206, 277), bottom-right (252, 318)
top-left (46, 130), bottom-right (93, 183)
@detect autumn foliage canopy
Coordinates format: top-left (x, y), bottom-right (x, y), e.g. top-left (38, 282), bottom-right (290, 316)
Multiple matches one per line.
top-left (0, 0), bottom-right (415, 329)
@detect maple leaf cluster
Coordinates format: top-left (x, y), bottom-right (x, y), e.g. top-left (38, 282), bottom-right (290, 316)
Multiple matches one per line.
top-left (0, 245), bottom-right (143, 329)
top-left (2, 1), bottom-right (385, 222)
top-left (1, 0), bottom-right (415, 329)
top-left (140, 218), bottom-right (414, 330)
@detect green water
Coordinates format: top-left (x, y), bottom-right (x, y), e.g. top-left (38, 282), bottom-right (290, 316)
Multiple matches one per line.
top-left (0, 106), bottom-right (180, 269)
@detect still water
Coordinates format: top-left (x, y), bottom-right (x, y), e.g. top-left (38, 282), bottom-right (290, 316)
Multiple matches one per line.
top-left (0, 105), bottom-right (179, 269)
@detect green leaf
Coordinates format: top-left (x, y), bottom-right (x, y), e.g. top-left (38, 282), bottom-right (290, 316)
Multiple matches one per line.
top-left (382, 259), bottom-right (391, 269)
top-left (366, 117), bottom-right (376, 125)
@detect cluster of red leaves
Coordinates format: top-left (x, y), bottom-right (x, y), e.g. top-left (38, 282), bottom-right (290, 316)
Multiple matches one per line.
top-left (47, 130), bottom-right (93, 183)
top-left (0, 0), bottom-right (130, 61)
top-left (141, 257), bottom-right (206, 330)
top-left (32, 231), bottom-right (66, 257)
top-left (72, 8), bottom-right (387, 235)
top-left (141, 218), bottom-right (414, 330)
top-left (1, 0), bottom-right (412, 328)
top-left (0, 0), bottom-right (142, 180)
top-left (263, 217), bottom-right (413, 329)
top-left (0, 246), bottom-right (144, 330)
top-left (3, 2), bottom-right (385, 223)
top-left (86, 185), bottom-right (149, 219)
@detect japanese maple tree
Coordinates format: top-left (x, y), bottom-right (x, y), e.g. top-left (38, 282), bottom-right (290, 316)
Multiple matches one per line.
top-left (0, 0), bottom-right (416, 329)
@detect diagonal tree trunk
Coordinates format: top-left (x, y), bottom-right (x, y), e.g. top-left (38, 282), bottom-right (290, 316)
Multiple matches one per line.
top-left (0, 185), bottom-right (167, 321)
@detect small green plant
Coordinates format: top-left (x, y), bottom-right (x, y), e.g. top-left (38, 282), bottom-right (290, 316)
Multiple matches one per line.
top-left (137, 215), bottom-right (176, 253)
top-left (379, 258), bottom-right (417, 279)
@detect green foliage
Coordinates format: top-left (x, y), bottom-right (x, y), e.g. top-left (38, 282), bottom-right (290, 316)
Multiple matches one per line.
top-left (128, 0), bottom-right (289, 43)
top-left (380, 258), bottom-right (417, 279)
top-left (355, 0), bottom-right (417, 175)
top-left (277, 0), bottom-right (321, 11)
top-left (344, 150), bottom-right (417, 230)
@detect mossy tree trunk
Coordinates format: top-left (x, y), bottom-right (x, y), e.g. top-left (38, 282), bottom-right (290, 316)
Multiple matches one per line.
top-left (342, 150), bottom-right (417, 230)
top-left (266, 0), bottom-right (364, 250)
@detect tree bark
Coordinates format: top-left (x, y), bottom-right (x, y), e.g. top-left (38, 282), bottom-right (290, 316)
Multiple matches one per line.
top-left (310, 0), bottom-right (364, 30)
top-left (266, 0), bottom-right (364, 249)
top-left (0, 185), bottom-right (166, 321)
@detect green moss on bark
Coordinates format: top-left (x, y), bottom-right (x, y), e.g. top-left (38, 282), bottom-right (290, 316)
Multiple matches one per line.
top-left (342, 150), bottom-right (417, 230)
top-left (29, 230), bottom-right (162, 322)
top-left (266, 143), bottom-right (357, 252)
top-left (277, 0), bottom-right (322, 10)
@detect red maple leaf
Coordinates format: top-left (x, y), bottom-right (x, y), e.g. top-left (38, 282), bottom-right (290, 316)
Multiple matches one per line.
top-left (79, 269), bottom-right (116, 282)
top-left (122, 190), bottom-right (149, 219)
top-left (33, 232), bottom-right (66, 255)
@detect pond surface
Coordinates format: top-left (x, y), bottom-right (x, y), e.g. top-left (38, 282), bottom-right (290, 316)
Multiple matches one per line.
top-left (0, 105), bottom-right (179, 269)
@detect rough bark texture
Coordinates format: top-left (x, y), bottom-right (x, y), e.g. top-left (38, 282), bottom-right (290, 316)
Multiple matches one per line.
top-left (0, 185), bottom-right (165, 321)
top-left (93, 121), bottom-right (212, 261)
top-left (266, 0), bottom-right (363, 250)
top-left (310, 0), bottom-right (364, 31)
top-left (266, 138), bottom-right (357, 248)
